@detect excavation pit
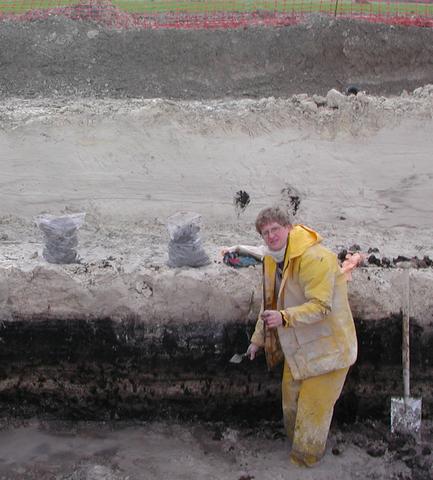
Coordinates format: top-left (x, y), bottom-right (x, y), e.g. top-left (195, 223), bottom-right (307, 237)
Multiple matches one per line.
top-left (1, 15), bottom-right (433, 479)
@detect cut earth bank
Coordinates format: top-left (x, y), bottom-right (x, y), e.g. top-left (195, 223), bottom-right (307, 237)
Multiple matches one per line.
top-left (1, 89), bottom-right (433, 479)
top-left (1, 15), bottom-right (433, 480)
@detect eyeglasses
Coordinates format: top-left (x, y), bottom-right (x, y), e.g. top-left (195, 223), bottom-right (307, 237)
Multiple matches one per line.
top-left (261, 225), bottom-right (284, 238)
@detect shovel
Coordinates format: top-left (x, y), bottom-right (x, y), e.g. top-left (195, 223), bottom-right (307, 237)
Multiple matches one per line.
top-left (390, 269), bottom-right (422, 436)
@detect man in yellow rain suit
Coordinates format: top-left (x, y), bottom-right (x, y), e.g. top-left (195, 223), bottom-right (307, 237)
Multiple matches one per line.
top-left (248, 206), bottom-right (358, 467)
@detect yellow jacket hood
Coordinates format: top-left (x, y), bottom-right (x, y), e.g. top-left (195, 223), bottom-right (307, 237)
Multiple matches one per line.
top-left (286, 224), bottom-right (322, 260)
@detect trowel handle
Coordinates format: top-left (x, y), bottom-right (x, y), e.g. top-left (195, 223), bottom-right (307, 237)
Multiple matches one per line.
top-left (402, 270), bottom-right (410, 400)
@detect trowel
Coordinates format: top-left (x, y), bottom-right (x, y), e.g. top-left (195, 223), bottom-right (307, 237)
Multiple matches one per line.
top-left (229, 351), bottom-right (249, 364)
top-left (390, 269), bottom-right (422, 436)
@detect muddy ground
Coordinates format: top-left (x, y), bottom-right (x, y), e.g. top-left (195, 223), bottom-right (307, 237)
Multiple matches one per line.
top-left (1, 14), bottom-right (433, 480)
top-left (0, 418), bottom-right (432, 480)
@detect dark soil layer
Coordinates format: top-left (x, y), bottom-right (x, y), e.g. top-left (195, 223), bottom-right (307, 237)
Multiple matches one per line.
top-left (1, 16), bottom-right (433, 99)
top-left (0, 316), bottom-right (432, 423)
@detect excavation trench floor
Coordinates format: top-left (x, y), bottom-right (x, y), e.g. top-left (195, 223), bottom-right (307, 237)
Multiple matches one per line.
top-left (0, 419), bottom-right (432, 480)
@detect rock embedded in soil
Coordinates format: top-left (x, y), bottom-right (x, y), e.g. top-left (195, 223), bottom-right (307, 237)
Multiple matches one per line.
top-left (326, 88), bottom-right (348, 108)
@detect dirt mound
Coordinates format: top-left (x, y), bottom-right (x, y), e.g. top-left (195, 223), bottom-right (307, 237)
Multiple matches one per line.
top-left (8, 0), bottom-right (135, 28)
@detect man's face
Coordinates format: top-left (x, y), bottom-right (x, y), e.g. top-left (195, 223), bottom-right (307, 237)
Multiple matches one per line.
top-left (260, 222), bottom-right (291, 251)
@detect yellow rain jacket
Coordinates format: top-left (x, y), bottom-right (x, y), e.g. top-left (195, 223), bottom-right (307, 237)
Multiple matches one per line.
top-left (251, 225), bottom-right (357, 380)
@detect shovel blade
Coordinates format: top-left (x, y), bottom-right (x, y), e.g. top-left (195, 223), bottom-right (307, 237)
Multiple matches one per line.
top-left (391, 397), bottom-right (422, 435)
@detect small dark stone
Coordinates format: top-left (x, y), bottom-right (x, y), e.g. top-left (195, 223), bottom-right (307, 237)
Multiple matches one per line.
top-left (367, 445), bottom-right (386, 457)
top-left (368, 247), bottom-right (380, 253)
top-left (338, 249), bottom-right (348, 262)
top-left (423, 256), bottom-right (432, 267)
top-left (381, 257), bottom-right (391, 267)
top-left (339, 216), bottom-right (346, 220)
top-left (415, 258), bottom-right (429, 268)
top-left (393, 255), bottom-right (411, 264)
top-left (349, 244), bottom-right (361, 252)
top-left (345, 84), bottom-right (360, 96)
top-left (368, 254), bottom-right (381, 266)
top-left (332, 446), bottom-right (342, 455)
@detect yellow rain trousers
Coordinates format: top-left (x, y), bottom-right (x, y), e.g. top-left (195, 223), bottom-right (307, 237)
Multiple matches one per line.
top-left (282, 362), bottom-right (349, 466)
top-left (251, 224), bottom-right (357, 466)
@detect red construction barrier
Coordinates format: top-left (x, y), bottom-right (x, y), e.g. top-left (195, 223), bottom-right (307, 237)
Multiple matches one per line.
top-left (0, 0), bottom-right (432, 29)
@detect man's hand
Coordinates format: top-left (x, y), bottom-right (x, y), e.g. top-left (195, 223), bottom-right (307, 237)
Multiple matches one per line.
top-left (261, 309), bottom-right (283, 329)
top-left (247, 343), bottom-right (261, 360)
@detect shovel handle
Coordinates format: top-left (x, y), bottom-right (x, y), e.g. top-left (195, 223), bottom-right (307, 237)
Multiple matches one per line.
top-left (402, 270), bottom-right (410, 400)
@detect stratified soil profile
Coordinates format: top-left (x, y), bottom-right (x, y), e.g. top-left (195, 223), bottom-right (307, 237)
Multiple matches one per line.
top-left (0, 16), bottom-right (433, 99)
top-left (1, 14), bottom-right (433, 480)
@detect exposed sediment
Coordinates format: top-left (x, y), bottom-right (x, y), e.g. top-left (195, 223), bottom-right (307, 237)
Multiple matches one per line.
top-left (1, 90), bottom-right (433, 423)
top-left (1, 16), bottom-right (433, 431)
top-left (1, 16), bottom-right (433, 98)
top-left (1, 260), bottom-right (433, 423)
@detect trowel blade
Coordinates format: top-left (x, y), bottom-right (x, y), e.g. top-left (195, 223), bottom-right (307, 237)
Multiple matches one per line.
top-left (229, 353), bottom-right (245, 364)
top-left (390, 397), bottom-right (422, 435)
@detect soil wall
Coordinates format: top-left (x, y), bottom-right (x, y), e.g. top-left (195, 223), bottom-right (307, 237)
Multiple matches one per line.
top-left (1, 16), bottom-right (433, 99)
top-left (1, 17), bottom-right (433, 427)
top-left (1, 265), bottom-right (433, 423)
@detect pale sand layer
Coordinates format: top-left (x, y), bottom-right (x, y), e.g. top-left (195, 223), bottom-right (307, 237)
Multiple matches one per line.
top-left (1, 92), bottom-right (433, 325)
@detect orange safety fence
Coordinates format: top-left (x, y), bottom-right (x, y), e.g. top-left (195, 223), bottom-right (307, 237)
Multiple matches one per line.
top-left (0, 0), bottom-right (432, 29)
